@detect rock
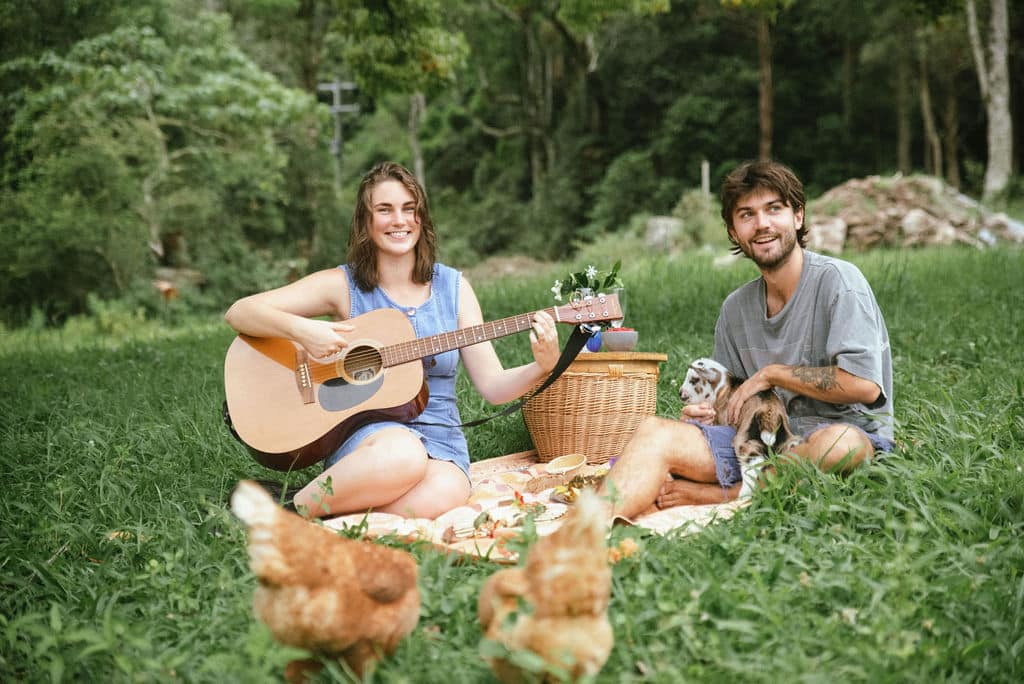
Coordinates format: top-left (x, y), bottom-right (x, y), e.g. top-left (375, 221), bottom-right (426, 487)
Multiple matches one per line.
top-left (807, 216), bottom-right (847, 254)
top-left (900, 208), bottom-right (955, 246)
top-left (645, 216), bottom-right (684, 250)
top-left (990, 213), bottom-right (1024, 243)
top-left (807, 174), bottom-right (1021, 251)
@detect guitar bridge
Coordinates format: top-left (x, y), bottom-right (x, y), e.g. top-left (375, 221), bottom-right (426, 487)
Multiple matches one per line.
top-left (295, 350), bottom-right (315, 404)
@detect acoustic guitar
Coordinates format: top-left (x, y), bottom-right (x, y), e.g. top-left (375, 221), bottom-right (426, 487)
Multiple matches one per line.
top-left (223, 293), bottom-right (622, 471)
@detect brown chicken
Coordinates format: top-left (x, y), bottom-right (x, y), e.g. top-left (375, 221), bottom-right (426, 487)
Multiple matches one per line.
top-left (230, 480), bottom-right (420, 682)
top-left (477, 489), bottom-right (613, 682)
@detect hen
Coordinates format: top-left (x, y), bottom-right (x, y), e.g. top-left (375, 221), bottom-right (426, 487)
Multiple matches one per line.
top-left (477, 489), bottom-right (613, 682)
top-left (230, 480), bottom-right (420, 682)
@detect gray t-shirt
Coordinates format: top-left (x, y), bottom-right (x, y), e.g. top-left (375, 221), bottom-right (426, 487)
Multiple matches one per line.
top-left (713, 250), bottom-right (894, 441)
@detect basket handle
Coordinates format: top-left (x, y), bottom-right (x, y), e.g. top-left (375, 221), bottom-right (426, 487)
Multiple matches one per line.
top-left (607, 363), bottom-right (624, 379)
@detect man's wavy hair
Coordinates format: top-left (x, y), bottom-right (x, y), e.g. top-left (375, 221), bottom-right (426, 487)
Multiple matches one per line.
top-left (347, 161), bottom-right (437, 291)
top-left (720, 160), bottom-right (808, 255)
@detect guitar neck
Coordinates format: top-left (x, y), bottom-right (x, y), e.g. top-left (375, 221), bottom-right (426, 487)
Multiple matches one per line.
top-left (380, 307), bottom-right (556, 367)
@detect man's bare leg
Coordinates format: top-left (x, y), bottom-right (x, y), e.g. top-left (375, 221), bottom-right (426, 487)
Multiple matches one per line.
top-left (791, 423), bottom-right (875, 473)
top-left (655, 478), bottom-right (741, 509)
top-left (599, 416), bottom-right (732, 519)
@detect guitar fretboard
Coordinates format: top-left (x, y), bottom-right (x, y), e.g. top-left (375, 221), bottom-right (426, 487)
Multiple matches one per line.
top-left (380, 308), bottom-right (554, 367)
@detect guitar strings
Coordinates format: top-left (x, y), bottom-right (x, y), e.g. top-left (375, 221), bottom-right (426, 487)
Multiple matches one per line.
top-left (304, 309), bottom-right (565, 383)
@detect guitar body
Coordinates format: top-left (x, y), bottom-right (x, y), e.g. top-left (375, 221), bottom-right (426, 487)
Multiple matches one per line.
top-left (224, 308), bottom-right (429, 471)
top-left (223, 293), bottom-right (622, 471)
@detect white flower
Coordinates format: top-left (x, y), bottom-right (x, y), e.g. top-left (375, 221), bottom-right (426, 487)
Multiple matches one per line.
top-left (585, 265), bottom-right (598, 280)
top-left (551, 280), bottom-right (562, 301)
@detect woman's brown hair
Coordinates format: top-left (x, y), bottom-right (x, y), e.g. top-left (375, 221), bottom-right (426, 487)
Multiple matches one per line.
top-left (347, 162), bottom-right (437, 290)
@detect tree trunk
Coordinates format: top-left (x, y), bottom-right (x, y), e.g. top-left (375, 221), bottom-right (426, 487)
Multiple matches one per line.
top-left (408, 92), bottom-right (426, 189)
top-left (757, 14), bottom-right (773, 161)
top-left (919, 48), bottom-right (942, 178)
top-left (543, 44), bottom-right (556, 177)
top-left (842, 37), bottom-right (855, 142)
top-left (942, 86), bottom-right (961, 189)
top-left (298, 0), bottom-right (328, 92)
top-left (896, 53), bottom-right (912, 175)
top-left (140, 102), bottom-right (169, 261)
top-left (298, 0), bottom-right (330, 257)
top-left (966, 0), bottom-right (1012, 199)
top-left (524, 22), bottom-right (546, 195)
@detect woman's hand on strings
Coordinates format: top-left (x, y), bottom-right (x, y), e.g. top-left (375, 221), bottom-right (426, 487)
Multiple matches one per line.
top-left (529, 310), bottom-right (560, 373)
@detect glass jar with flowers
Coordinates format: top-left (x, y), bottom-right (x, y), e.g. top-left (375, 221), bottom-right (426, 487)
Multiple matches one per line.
top-left (550, 261), bottom-right (624, 351)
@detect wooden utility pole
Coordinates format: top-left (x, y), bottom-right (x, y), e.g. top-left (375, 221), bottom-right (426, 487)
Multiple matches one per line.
top-left (316, 79), bottom-right (360, 194)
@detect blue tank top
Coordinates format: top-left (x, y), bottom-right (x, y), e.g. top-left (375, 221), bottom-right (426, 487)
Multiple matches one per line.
top-left (333, 263), bottom-right (469, 473)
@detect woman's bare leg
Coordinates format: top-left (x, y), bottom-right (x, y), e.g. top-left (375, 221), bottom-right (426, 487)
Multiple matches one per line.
top-left (293, 427), bottom-right (429, 518)
top-left (378, 459), bottom-right (471, 519)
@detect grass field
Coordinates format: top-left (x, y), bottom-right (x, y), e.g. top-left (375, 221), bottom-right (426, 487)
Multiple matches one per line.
top-left (2, 245), bottom-right (1022, 682)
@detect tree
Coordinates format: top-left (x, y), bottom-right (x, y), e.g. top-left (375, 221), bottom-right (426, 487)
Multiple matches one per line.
top-left (472, 0), bottom-right (669, 196)
top-left (721, 0), bottom-right (795, 160)
top-left (0, 15), bottom-right (320, 323)
top-left (227, 0), bottom-right (466, 190)
top-left (966, 0), bottom-right (1012, 199)
top-left (333, 0), bottom-right (468, 188)
top-left (915, 11), bottom-right (973, 189)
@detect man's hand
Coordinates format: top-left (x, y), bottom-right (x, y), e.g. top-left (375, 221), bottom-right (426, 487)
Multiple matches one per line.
top-left (680, 402), bottom-right (716, 424)
top-left (725, 365), bottom-right (779, 424)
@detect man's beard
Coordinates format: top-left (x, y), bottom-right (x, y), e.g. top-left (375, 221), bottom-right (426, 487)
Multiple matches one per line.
top-left (742, 227), bottom-right (798, 272)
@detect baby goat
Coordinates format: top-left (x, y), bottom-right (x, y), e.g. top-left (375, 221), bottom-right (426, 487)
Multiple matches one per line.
top-left (679, 358), bottom-right (801, 496)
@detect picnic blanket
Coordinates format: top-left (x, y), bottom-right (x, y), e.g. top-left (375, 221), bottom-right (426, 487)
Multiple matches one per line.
top-left (323, 450), bottom-right (747, 563)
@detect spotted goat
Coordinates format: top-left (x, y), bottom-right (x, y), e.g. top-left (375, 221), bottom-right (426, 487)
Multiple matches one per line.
top-left (678, 358), bottom-right (801, 496)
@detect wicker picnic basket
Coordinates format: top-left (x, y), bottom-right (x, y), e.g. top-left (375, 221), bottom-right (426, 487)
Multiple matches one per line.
top-left (523, 351), bottom-right (667, 464)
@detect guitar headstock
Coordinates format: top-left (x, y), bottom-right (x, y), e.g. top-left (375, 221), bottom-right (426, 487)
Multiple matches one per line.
top-left (552, 292), bottom-right (622, 326)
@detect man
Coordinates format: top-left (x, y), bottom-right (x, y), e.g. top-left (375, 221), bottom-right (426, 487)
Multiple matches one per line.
top-left (603, 160), bottom-right (894, 519)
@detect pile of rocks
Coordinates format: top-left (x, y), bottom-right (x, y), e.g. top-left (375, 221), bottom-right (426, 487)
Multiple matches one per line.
top-left (806, 174), bottom-right (1024, 254)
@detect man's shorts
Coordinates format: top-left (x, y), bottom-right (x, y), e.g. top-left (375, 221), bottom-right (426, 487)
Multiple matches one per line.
top-left (685, 421), bottom-right (895, 488)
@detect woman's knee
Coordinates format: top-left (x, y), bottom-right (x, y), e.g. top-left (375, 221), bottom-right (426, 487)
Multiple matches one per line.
top-left (358, 427), bottom-right (429, 473)
top-left (388, 461), bottom-right (470, 518)
top-left (425, 466), bottom-right (472, 513)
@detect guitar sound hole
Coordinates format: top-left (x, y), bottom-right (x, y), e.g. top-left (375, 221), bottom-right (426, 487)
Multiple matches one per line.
top-left (342, 345), bottom-right (383, 384)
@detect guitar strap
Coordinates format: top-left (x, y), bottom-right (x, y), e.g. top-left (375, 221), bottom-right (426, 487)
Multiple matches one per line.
top-left (408, 324), bottom-right (596, 431)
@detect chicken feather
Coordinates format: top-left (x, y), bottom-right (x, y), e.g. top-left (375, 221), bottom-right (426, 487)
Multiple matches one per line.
top-left (478, 489), bottom-right (613, 682)
top-left (231, 480), bottom-right (419, 682)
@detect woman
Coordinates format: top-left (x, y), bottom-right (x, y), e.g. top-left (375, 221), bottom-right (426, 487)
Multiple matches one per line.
top-left (225, 162), bottom-right (559, 519)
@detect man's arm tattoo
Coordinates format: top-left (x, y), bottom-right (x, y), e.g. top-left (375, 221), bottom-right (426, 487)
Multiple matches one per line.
top-left (791, 366), bottom-right (841, 392)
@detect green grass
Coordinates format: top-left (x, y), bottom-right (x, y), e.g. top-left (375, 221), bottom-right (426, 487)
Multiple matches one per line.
top-left (2, 246), bottom-right (1023, 682)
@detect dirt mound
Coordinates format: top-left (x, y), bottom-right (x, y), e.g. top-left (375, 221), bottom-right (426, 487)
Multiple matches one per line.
top-left (806, 174), bottom-right (1024, 253)
top-left (462, 255), bottom-right (552, 283)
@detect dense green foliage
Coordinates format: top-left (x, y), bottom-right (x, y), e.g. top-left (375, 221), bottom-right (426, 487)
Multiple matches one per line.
top-left (0, 11), bottom-right (329, 324)
top-left (1, 0), bottom-right (1021, 327)
top-left (2, 246), bottom-right (1022, 681)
